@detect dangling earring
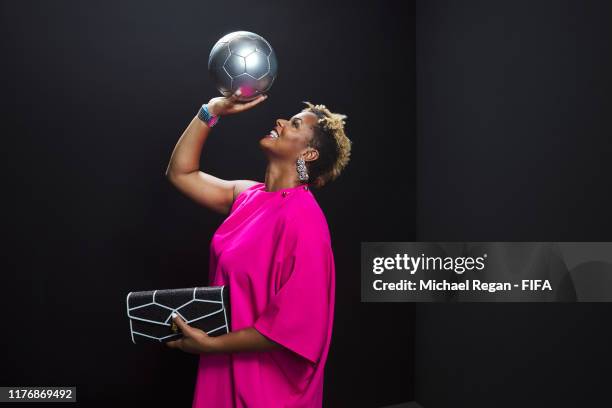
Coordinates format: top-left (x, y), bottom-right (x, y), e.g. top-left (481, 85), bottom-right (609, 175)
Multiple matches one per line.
top-left (296, 156), bottom-right (309, 182)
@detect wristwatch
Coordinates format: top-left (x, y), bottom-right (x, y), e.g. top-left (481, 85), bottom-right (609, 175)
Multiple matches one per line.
top-left (197, 104), bottom-right (220, 127)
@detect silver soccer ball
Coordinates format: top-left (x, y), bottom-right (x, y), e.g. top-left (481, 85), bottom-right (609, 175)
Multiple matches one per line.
top-left (208, 31), bottom-right (278, 102)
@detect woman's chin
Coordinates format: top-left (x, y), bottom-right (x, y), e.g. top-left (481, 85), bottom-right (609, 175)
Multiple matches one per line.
top-left (258, 138), bottom-right (272, 151)
top-left (259, 136), bottom-right (274, 146)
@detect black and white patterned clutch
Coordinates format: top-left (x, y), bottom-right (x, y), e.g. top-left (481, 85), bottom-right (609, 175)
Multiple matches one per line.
top-left (126, 286), bottom-right (231, 344)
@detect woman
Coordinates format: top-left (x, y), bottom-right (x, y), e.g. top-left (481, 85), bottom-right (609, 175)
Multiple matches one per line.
top-left (164, 89), bottom-right (352, 407)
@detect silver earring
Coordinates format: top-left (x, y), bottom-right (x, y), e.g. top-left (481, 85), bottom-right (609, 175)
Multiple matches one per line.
top-left (296, 156), bottom-right (309, 182)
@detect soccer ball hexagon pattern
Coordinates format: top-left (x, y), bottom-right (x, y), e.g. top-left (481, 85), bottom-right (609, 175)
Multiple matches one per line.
top-left (208, 31), bottom-right (278, 102)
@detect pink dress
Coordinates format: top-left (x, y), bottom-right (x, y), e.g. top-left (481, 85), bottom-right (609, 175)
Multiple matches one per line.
top-left (192, 182), bottom-right (335, 408)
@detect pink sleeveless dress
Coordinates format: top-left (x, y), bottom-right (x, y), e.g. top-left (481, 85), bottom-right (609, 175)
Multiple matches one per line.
top-left (191, 182), bottom-right (335, 408)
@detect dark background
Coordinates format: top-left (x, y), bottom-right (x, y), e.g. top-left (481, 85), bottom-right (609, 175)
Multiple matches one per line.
top-left (3, 0), bottom-right (612, 407)
top-left (1, 0), bottom-right (415, 407)
top-left (416, 1), bottom-right (612, 407)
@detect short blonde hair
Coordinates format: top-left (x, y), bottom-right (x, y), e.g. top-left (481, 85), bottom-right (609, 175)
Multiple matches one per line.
top-left (301, 101), bottom-right (352, 188)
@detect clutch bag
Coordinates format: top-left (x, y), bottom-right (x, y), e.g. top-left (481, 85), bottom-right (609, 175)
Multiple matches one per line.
top-left (126, 285), bottom-right (231, 344)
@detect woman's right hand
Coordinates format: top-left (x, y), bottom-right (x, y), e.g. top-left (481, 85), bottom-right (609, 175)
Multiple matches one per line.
top-left (207, 89), bottom-right (268, 116)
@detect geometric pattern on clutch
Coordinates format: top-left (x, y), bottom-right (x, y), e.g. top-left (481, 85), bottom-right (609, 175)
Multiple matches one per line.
top-left (126, 286), bottom-right (230, 344)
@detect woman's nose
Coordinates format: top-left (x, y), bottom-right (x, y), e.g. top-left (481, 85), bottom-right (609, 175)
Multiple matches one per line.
top-left (276, 119), bottom-right (285, 128)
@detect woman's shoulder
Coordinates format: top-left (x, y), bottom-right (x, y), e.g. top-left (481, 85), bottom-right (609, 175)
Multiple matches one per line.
top-left (233, 180), bottom-right (263, 199)
top-left (283, 192), bottom-right (331, 243)
top-left (228, 181), bottom-right (264, 215)
top-left (285, 187), bottom-right (325, 216)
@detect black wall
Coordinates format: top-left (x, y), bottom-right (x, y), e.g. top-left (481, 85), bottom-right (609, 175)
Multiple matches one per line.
top-left (1, 1), bottom-right (416, 407)
top-left (416, 1), bottom-right (612, 407)
top-left (9, 1), bottom-right (608, 406)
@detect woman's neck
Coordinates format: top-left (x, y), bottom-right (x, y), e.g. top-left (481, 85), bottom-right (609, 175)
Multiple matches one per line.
top-left (263, 160), bottom-right (301, 192)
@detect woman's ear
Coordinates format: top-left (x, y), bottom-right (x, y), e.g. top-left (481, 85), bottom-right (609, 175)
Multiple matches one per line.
top-left (303, 148), bottom-right (319, 163)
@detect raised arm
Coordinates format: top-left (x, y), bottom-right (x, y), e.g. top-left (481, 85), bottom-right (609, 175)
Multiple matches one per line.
top-left (165, 91), bottom-right (268, 215)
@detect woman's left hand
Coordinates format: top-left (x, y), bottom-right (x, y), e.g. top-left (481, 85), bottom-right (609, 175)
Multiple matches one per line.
top-left (165, 314), bottom-right (216, 354)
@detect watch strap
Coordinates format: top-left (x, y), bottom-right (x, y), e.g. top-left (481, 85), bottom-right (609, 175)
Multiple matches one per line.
top-left (197, 104), bottom-right (220, 127)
